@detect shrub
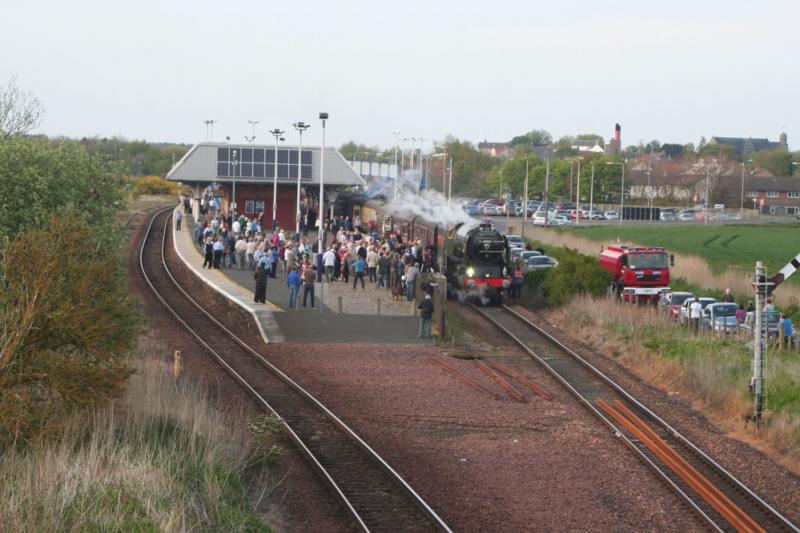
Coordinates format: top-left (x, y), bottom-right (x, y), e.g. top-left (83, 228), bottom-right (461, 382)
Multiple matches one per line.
top-left (521, 240), bottom-right (612, 307)
top-left (0, 212), bottom-right (139, 447)
top-left (131, 175), bottom-right (181, 197)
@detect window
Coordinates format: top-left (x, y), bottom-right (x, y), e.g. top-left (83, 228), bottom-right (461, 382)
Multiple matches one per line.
top-left (245, 200), bottom-right (255, 214)
top-left (767, 191), bottom-right (779, 198)
top-left (746, 191), bottom-right (759, 198)
top-left (788, 207), bottom-right (798, 215)
top-left (788, 192), bottom-right (800, 199)
top-left (769, 206), bottom-right (777, 214)
top-left (255, 201), bottom-right (265, 214)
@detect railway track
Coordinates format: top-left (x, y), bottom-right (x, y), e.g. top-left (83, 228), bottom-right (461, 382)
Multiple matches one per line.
top-left (471, 303), bottom-right (799, 533)
top-left (139, 209), bottom-right (450, 533)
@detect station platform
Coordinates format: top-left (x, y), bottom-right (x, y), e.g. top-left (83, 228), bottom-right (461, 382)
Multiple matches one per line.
top-left (173, 209), bottom-right (430, 344)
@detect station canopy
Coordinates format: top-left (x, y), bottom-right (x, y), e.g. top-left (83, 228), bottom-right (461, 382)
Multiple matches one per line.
top-left (166, 142), bottom-right (366, 187)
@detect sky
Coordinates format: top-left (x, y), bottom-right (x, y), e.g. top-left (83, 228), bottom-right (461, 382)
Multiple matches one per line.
top-left (2, 0), bottom-right (799, 151)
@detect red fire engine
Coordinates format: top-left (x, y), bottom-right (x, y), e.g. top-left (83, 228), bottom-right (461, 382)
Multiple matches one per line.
top-left (599, 245), bottom-right (672, 302)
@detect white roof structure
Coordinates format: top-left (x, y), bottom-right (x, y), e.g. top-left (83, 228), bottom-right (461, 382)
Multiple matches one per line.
top-left (166, 142), bottom-right (366, 187)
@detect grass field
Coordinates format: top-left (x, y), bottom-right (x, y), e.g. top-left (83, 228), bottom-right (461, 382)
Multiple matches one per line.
top-left (567, 222), bottom-right (800, 278)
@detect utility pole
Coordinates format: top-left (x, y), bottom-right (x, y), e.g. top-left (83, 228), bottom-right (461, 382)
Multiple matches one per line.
top-left (448, 156), bottom-right (453, 201)
top-left (522, 159), bottom-right (529, 240)
top-left (589, 162), bottom-right (595, 224)
top-left (544, 155), bottom-right (551, 229)
top-left (392, 131), bottom-right (401, 200)
top-left (705, 166), bottom-right (710, 226)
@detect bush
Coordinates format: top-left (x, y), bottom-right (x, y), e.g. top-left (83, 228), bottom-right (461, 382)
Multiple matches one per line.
top-left (0, 212), bottom-right (140, 447)
top-left (521, 241), bottom-right (612, 307)
top-left (131, 175), bottom-right (181, 197)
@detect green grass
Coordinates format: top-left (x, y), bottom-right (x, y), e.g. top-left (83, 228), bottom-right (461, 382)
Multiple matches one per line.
top-left (566, 222), bottom-right (800, 278)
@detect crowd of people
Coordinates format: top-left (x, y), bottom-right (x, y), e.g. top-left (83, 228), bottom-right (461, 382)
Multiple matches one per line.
top-left (189, 207), bottom-right (442, 338)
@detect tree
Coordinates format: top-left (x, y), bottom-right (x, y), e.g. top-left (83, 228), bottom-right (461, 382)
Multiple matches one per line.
top-left (338, 141), bottom-right (380, 161)
top-left (698, 142), bottom-right (740, 162)
top-left (753, 149), bottom-right (794, 176)
top-left (509, 129), bottom-right (552, 147)
top-left (0, 76), bottom-right (45, 138)
top-left (575, 133), bottom-right (604, 146)
top-left (0, 136), bottom-right (126, 243)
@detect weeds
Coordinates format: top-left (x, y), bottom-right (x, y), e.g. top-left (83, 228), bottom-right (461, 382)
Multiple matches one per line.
top-left (0, 354), bottom-right (276, 531)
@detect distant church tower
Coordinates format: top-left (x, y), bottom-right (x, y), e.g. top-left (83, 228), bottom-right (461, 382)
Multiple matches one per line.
top-left (779, 131), bottom-right (788, 151)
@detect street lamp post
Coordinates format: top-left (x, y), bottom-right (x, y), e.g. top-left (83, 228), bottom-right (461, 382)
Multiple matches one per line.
top-left (231, 149), bottom-right (238, 220)
top-left (448, 156), bottom-right (453, 201)
top-left (705, 166), bottom-right (710, 226)
top-left (606, 161), bottom-right (626, 225)
top-left (589, 162), bottom-right (595, 224)
top-left (566, 157), bottom-right (583, 225)
top-left (293, 122), bottom-right (310, 242)
top-left (392, 131), bottom-right (402, 200)
top-left (522, 159), bottom-right (529, 240)
top-left (318, 112), bottom-right (329, 255)
top-left (741, 159), bottom-right (754, 219)
top-left (269, 128), bottom-right (285, 232)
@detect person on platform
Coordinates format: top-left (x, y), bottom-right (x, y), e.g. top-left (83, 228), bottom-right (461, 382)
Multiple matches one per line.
top-left (303, 266), bottom-right (316, 308)
top-left (203, 237), bottom-right (214, 269)
top-left (246, 238), bottom-right (258, 270)
top-left (254, 264), bottom-right (268, 304)
top-left (377, 251), bottom-right (389, 289)
top-left (367, 246), bottom-right (379, 283)
top-left (175, 209), bottom-right (183, 230)
top-left (235, 236), bottom-right (247, 270)
top-left (339, 246), bottom-right (350, 284)
top-left (269, 246), bottom-right (279, 278)
top-left (287, 267), bottom-right (302, 309)
top-left (405, 262), bottom-right (420, 301)
top-left (417, 294), bottom-right (434, 338)
top-left (323, 247), bottom-right (336, 282)
top-left (353, 256), bottom-right (366, 290)
top-left (212, 237), bottom-right (225, 269)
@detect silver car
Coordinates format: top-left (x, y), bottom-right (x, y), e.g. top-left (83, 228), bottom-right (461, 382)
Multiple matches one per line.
top-left (525, 255), bottom-right (558, 271)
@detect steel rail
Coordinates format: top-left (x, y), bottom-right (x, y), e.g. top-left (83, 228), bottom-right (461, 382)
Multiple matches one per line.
top-left (140, 208), bottom-right (451, 533)
top-left (469, 302), bottom-right (798, 532)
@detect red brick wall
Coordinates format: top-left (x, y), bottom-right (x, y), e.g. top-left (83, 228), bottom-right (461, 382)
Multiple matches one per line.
top-left (219, 184), bottom-right (301, 230)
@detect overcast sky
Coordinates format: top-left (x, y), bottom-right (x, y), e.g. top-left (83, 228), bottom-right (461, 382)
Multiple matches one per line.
top-left (2, 0), bottom-right (798, 150)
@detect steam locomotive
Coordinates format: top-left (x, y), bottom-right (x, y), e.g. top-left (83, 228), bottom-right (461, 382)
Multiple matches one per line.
top-left (333, 193), bottom-right (511, 304)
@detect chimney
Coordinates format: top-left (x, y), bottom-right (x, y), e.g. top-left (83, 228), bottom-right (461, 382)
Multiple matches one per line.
top-left (614, 123), bottom-right (622, 155)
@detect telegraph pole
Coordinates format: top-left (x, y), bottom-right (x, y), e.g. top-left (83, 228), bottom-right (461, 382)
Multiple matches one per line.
top-left (522, 159), bottom-right (529, 240)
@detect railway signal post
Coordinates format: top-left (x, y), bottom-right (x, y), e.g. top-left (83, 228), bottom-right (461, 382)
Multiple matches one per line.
top-left (750, 261), bottom-right (772, 428)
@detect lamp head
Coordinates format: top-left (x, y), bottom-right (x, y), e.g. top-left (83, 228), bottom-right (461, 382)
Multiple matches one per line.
top-left (319, 112), bottom-right (329, 120)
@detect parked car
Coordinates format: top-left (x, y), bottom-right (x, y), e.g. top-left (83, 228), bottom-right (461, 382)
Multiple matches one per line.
top-left (568, 209), bottom-right (588, 220)
top-left (677, 210), bottom-right (696, 221)
top-left (510, 247), bottom-right (527, 261)
top-left (604, 210), bottom-right (620, 220)
top-left (702, 303), bottom-right (740, 333)
top-left (482, 203), bottom-right (502, 216)
top-left (588, 208), bottom-right (606, 220)
top-left (519, 250), bottom-right (542, 262)
top-left (662, 291), bottom-right (694, 320)
top-left (525, 255), bottom-right (558, 271)
top-left (505, 234), bottom-right (524, 247)
top-left (532, 211), bottom-right (548, 226)
top-left (553, 214), bottom-right (574, 226)
top-left (679, 297), bottom-right (716, 326)
top-left (464, 203), bottom-right (481, 216)
top-left (660, 208), bottom-right (677, 222)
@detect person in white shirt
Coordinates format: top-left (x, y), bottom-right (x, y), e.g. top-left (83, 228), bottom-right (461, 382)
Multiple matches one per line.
top-left (689, 297), bottom-right (703, 333)
top-left (322, 248), bottom-right (337, 282)
top-left (232, 219), bottom-right (241, 236)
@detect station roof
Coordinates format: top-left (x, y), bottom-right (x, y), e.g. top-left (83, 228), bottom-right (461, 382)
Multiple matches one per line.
top-left (166, 142), bottom-right (366, 187)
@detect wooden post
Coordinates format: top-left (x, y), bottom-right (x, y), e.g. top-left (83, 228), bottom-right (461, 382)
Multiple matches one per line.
top-left (337, 295), bottom-right (343, 314)
top-left (377, 298), bottom-right (381, 316)
top-left (173, 350), bottom-right (182, 383)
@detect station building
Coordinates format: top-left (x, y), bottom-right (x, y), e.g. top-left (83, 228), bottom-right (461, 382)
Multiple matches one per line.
top-left (166, 142), bottom-right (366, 229)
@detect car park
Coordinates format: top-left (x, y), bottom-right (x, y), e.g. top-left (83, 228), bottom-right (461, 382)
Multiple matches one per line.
top-left (701, 303), bottom-right (740, 333)
top-left (604, 210), bottom-right (620, 220)
top-left (679, 297), bottom-right (716, 326)
top-left (525, 255), bottom-right (558, 271)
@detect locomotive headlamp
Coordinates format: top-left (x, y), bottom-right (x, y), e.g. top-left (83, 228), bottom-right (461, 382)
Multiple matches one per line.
top-left (466, 267), bottom-right (475, 277)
